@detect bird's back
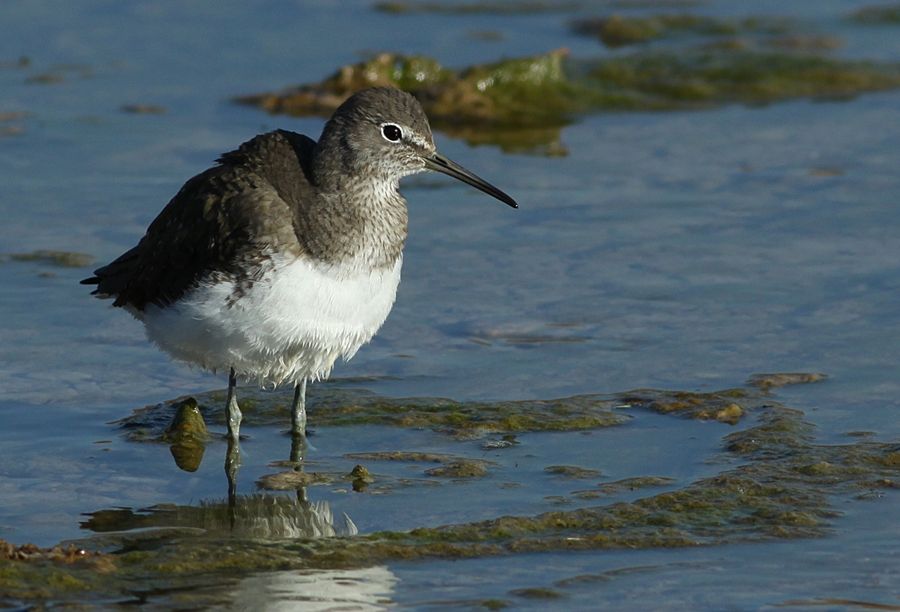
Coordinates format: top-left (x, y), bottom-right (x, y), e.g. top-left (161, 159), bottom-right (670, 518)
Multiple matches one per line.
top-left (83, 130), bottom-right (318, 312)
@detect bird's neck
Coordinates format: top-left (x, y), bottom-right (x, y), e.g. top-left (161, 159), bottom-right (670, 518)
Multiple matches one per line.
top-left (295, 174), bottom-right (409, 271)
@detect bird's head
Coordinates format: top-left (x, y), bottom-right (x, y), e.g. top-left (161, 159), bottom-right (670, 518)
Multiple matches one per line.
top-left (316, 87), bottom-right (517, 209)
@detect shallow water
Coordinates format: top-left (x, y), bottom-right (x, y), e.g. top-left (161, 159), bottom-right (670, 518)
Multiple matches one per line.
top-left (1, 0), bottom-right (899, 608)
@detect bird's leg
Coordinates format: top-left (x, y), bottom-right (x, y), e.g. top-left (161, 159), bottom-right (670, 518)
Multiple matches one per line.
top-left (290, 379), bottom-right (307, 437)
top-left (225, 434), bottom-right (241, 524)
top-left (226, 367), bottom-right (242, 441)
top-left (290, 380), bottom-right (309, 504)
top-left (289, 432), bottom-right (310, 505)
top-left (290, 426), bottom-right (307, 465)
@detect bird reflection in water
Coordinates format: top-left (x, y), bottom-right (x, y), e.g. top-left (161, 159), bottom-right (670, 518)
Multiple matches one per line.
top-left (90, 401), bottom-right (354, 540)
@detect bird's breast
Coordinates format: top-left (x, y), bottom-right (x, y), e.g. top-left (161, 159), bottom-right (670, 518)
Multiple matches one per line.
top-left (250, 253), bottom-right (403, 352)
top-left (141, 253), bottom-right (402, 385)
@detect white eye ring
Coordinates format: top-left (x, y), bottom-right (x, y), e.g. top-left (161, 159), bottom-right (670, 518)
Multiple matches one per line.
top-left (381, 123), bottom-right (403, 142)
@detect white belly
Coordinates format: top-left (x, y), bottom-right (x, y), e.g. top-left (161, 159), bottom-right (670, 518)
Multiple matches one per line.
top-left (141, 255), bottom-right (402, 386)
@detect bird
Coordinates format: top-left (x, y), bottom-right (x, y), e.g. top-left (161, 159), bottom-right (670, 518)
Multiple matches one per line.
top-left (82, 87), bottom-right (517, 442)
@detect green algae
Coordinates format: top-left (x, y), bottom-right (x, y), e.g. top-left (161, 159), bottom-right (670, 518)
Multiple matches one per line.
top-left (618, 388), bottom-right (749, 424)
top-left (850, 3), bottom-right (900, 24)
top-left (544, 465), bottom-right (603, 479)
top-left (4, 249), bottom-right (93, 268)
top-left (118, 385), bottom-right (630, 439)
top-left (573, 476), bottom-right (676, 500)
top-left (256, 469), bottom-right (335, 490)
top-left (236, 49), bottom-right (578, 154)
top-left (345, 451), bottom-right (493, 479)
top-left (7, 376), bottom-right (900, 607)
top-left (748, 372), bottom-right (828, 390)
top-left (236, 52), bottom-right (453, 115)
top-left (586, 50), bottom-right (900, 108)
top-left (571, 14), bottom-right (789, 48)
top-left (510, 587), bottom-right (565, 599)
top-left (236, 47), bottom-right (900, 154)
top-left (375, 0), bottom-right (582, 14)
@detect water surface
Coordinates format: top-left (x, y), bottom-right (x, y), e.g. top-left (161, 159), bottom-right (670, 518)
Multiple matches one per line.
top-left (1, 1), bottom-right (899, 608)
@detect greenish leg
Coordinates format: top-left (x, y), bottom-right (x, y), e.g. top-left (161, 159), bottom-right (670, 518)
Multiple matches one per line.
top-left (226, 367), bottom-right (242, 441)
top-left (291, 379), bottom-right (307, 437)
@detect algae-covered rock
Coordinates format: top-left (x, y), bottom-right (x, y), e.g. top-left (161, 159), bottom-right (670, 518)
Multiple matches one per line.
top-left (586, 50), bottom-right (900, 108)
top-left (237, 48), bottom-right (900, 154)
top-left (850, 3), bottom-right (900, 24)
top-left (748, 372), bottom-right (827, 389)
top-left (256, 469), bottom-right (333, 490)
top-left (510, 587), bottom-right (565, 599)
top-left (161, 398), bottom-right (209, 444)
top-left (348, 464), bottom-right (375, 491)
top-left (237, 49), bottom-right (578, 154)
top-left (118, 385), bottom-right (629, 439)
top-left (571, 14), bottom-right (789, 48)
top-left (345, 451), bottom-right (493, 479)
top-left (5, 249), bottom-right (94, 268)
top-left (237, 52), bottom-right (454, 116)
top-left (544, 465), bottom-right (603, 479)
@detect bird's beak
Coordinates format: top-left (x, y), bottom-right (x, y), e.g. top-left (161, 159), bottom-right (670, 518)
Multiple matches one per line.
top-left (423, 152), bottom-right (518, 209)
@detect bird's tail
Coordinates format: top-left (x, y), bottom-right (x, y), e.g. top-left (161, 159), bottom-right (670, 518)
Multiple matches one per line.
top-left (80, 245), bottom-right (139, 299)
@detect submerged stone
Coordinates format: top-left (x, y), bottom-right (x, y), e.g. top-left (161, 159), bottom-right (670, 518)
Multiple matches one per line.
top-left (348, 465), bottom-right (375, 492)
top-left (162, 398), bottom-right (209, 443)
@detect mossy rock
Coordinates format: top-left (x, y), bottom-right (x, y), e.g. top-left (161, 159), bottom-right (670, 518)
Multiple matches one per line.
top-left (237, 49), bottom-right (900, 153)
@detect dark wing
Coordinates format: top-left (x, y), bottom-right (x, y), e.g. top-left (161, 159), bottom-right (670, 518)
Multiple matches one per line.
top-left (82, 130), bottom-right (318, 311)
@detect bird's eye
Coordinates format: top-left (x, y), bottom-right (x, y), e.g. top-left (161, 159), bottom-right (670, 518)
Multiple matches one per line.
top-left (381, 124), bottom-right (402, 142)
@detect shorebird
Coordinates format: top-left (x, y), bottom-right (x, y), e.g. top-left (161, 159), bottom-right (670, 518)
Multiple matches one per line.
top-left (83, 87), bottom-right (517, 441)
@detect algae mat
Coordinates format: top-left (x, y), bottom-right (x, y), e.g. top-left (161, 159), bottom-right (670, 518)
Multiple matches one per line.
top-left (236, 7), bottom-right (900, 154)
top-left (2, 374), bottom-right (898, 607)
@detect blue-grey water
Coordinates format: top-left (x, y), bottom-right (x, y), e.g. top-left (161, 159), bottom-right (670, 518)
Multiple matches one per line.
top-left (1, 1), bottom-right (899, 609)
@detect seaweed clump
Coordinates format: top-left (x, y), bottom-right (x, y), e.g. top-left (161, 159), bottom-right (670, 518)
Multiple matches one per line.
top-left (4, 250), bottom-right (94, 268)
top-left (237, 47), bottom-right (900, 154)
top-left (571, 14), bottom-right (789, 48)
top-left (850, 3), bottom-right (900, 24)
top-left (117, 384), bottom-right (630, 439)
top-left (587, 50), bottom-right (900, 108)
top-left (237, 50), bottom-right (579, 155)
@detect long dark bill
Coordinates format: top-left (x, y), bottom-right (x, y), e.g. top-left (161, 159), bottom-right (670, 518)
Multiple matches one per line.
top-left (423, 153), bottom-right (518, 209)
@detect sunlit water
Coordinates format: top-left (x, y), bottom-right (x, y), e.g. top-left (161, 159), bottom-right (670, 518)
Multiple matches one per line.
top-left (1, 0), bottom-right (899, 608)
